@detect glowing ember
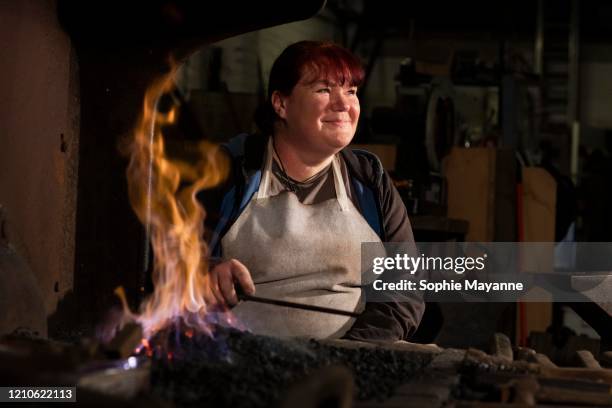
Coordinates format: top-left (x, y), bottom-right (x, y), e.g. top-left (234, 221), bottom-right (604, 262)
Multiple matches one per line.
top-left (120, 66), bottom-right (231, 339)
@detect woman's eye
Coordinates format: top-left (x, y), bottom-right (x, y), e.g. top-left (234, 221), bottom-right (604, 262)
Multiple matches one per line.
top-left (317, 88), bottom-right (331, 94)
top-left (347, 88), bottom-right (358, 95)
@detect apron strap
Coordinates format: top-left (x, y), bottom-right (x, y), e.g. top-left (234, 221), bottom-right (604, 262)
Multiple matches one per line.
top-left (331, 156), bottom-right (350, 211)
top-left (255, 139), bottom-right (274, 200)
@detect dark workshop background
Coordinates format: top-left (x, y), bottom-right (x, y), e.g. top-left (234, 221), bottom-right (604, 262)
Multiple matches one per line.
top-left (0, 0), bottom-right (610, 354)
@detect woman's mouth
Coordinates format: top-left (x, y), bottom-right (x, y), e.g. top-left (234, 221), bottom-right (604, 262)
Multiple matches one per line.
top-left (322, 120), bottom-right (351, 127)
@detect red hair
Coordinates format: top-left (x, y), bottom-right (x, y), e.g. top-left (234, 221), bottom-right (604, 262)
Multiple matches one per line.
top-left (255, 41), bottom-right (364, 134)
top-left (268, 40), bottom-right (364, 95)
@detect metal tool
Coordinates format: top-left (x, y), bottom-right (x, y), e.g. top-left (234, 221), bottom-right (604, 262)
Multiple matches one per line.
top-left (235, 287), bottom-right (360, 318)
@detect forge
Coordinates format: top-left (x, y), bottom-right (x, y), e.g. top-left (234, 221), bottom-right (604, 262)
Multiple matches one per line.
top-left (4, 325), bottom-right (612, 407)
top-left (147, 326), bottom-right (434, 407)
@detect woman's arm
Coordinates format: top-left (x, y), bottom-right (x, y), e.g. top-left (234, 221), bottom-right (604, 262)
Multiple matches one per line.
top-left (344, 172), bottom-right (425, 341)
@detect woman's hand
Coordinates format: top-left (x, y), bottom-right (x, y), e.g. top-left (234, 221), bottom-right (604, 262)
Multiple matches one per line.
top-left (209, 259), bottom-right (255, 306)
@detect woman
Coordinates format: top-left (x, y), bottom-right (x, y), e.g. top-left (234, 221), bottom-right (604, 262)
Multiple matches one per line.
top-left (202, 40), bottom-right (423, 340)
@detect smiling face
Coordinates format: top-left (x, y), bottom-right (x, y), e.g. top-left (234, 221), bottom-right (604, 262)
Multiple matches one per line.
top-left (272, 70), bottom-right (360, 158)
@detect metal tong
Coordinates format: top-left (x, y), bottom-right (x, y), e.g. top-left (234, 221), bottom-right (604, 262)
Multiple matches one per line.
top-left (235, 286), bottom-right (360, 318)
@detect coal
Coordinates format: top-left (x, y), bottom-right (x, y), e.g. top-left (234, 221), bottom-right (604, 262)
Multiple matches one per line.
top-left (147, 326), bottom-right (433, 408)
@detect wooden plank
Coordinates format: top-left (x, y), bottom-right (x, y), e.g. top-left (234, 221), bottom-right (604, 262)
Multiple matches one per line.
top-left (522, 167), bottom-right (556, 242)
top-left (443, 147), bottom-right (496, 242)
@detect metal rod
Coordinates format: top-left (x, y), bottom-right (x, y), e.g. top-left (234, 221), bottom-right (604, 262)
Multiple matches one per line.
top-left (237, 293), bottom-right (360, 318)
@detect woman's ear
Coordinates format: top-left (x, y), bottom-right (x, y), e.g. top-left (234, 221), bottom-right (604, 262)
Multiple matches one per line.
top-left (271, 91), bottom-right (287, 120)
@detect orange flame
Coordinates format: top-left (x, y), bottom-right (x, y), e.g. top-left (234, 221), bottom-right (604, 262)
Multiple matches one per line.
top-left (122, 67), bottom-right (230, 338)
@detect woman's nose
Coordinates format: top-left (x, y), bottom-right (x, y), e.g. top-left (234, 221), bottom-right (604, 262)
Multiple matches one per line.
top-left (330, 92), bottom-right (350, 111)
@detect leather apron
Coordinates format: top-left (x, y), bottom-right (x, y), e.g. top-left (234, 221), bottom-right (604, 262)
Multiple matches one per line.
top-left (222, 139), bottom-right (381, 338)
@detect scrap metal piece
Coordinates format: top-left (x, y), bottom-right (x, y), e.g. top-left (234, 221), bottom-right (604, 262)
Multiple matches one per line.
top-left (515, 346), bottom-right (536, 362)
top-left (464, 348), bottom-right (539, 373)
top-left (532, 353), bottom-right (557, 368)
top-left (538, 365), bottom-right (612, 384)
top-left (575, 349), bottom-right (602, 369)
top-left (571, 274), bottom-right (612, 316)
top-left (489, 333), bottom-right (513, 363)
